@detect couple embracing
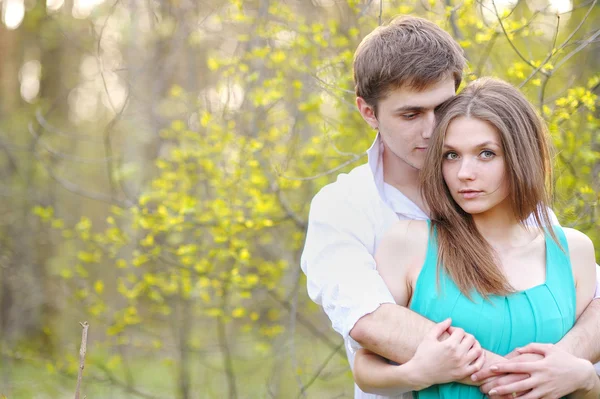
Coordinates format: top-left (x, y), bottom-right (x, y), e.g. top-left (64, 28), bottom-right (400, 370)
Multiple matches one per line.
top-left (301, 16), bottom-right (600, 399)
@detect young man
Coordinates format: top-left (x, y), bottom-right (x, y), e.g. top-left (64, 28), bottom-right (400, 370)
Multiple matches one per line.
top-left (300, 16), bottom-right (600, 399)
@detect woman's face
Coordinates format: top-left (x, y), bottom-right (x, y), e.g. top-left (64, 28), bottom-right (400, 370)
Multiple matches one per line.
top-left (441, 116), bottom-right (510, 216)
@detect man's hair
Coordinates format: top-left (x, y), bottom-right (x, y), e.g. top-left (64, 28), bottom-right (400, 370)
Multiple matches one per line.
top-left (353, 15), bottom-right (466, 110)
top-left (421, 77), bottom-right (556, 298)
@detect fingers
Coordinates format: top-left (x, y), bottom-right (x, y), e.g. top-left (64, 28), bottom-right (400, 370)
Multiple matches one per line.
top-left (447, 326), bottom-right (465, 345)
top-left (515, 343), bottom-right (552, 356)
top-left (480, 373), bottom-right (529, 395)
top-left (459, 333), bottom-right (476, 354)
top-left (489, 361), bottom-right (538, 374)
top-left (429, 318), bottom-right (452, 339)
top-left (488, 377), bottom-right (538, 396)
top-left (471, 363), bottom-right (503, 382)
top-left (464, 340), bottom-right (483, 365)
top-left (467, 349), bottom-right (486, 374)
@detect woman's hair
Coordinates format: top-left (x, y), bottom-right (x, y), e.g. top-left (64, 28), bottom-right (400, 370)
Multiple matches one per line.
top-left (421, 77), bottom-right (555, 297)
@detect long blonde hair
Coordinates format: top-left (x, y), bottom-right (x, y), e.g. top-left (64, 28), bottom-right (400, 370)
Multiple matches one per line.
top-left (421, 77), bottom-right (555, 297)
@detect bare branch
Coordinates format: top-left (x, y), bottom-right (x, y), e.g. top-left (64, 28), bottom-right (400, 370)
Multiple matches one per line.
top-left (266, 290), bottom-right (345, 358)
top-left (296, 341), bottom-right (344, 399)
top-left (35, 109), bottom-right (104, 144)
top-left (520, 0), bottom-right (597, 88)
top-left (30, 125), bottom-right (132, 206)
top-left (490, 0), bottom-right (548, 74)
top-left (280, 153), bottom-right (366, 181)
top-left (271, 181), bottom-right (307, 230)
top-left (74, 322), bottom-right (89, 399)
top-left (552, 29), bottom-right (600, 72)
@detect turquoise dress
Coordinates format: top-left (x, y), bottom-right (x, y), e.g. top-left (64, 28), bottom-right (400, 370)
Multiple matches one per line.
top-left (409, 222), bottom-right (576, 399)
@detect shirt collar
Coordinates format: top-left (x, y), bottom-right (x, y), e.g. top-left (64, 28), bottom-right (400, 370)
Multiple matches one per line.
top-left (365, 132), bottom-right (428, 219)
top-left (366, 132), bottom-right (385, 200)
top-left (366, 132), bottom-right (383, 178)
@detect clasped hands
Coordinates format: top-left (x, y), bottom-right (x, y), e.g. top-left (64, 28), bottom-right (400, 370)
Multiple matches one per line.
top-left (411, 319), bottom-right (596, 398)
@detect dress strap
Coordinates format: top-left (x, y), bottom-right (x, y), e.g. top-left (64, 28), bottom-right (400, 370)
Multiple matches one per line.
top-left (543, 225), bottom-right (576, 320)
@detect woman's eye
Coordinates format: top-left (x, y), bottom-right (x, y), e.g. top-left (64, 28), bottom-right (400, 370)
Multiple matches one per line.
top-left (444, 152), bottom-right (458, 160)
top-left (480, 150), bottom-right (495, 159)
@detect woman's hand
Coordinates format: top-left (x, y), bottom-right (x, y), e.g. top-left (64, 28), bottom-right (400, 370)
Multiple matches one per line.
top-left (485, 343), bottom-right (598, 399)
top-left (408, 318), bottom-right (486, 388)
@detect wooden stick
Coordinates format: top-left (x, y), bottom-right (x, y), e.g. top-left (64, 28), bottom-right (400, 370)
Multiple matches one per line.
top-left (75, 322), bottom-right (89, 399)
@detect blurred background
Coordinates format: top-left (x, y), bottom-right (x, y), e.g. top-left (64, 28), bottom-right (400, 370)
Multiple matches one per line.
top-left (0, 0), bottom-right (598, 397)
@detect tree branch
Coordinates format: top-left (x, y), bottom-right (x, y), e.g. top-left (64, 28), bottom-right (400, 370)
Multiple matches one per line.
top-left (74, 321), bottom-right (89, 399)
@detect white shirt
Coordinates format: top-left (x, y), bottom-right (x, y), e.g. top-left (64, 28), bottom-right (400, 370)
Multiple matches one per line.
top-left (300, 133), bottom-right (600, 398)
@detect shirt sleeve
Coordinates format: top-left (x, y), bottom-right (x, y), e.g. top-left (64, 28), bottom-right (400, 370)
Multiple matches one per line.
top-left (300, 185), bottom-right (396, 339)
top-left (595, 265), bottom-right (600, 300)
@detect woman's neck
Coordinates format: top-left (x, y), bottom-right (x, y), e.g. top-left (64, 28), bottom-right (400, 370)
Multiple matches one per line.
top-left (472, 204), bottom-right (535, 250)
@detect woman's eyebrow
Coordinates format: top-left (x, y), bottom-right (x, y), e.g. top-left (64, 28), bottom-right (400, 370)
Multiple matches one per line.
top-left (443, 141), bottom-right (501, 149)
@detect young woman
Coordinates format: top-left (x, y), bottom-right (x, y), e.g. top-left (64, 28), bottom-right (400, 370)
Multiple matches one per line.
top-left (352, 78), bottom-right (600, 398)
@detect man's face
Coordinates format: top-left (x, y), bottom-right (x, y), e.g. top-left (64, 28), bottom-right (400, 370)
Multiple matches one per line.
top-left (358, 77), bottom-right (456, 172)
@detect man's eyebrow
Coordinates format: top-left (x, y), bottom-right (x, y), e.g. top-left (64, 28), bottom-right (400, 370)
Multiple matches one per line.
top-left (392, 105), bottom-right (427, 113)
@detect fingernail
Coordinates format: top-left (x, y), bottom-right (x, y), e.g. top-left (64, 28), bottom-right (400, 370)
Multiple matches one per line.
top-left (490, 365), bottom-right (498, 371)
top-left (471, 374), bottom-right (477, 381)
top-left (489, 389), bottom-right (497, 395)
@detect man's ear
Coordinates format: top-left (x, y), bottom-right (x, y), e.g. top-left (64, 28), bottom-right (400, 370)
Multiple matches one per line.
top-left (356, 97), bottom-right (378, 130)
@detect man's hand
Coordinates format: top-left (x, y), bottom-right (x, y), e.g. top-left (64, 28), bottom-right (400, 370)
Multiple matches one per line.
top-left (484, 343), bottom-right (597, 399)
top-left (408, 318), bottom-right (485, 388)
top-left (477, 352), bottom-right (541, 398)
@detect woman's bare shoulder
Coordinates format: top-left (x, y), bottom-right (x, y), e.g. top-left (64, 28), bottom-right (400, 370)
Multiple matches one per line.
top-left (382, 219), bottom-right (429, 246)
top-left (376, 219), bottom-right (430, 269)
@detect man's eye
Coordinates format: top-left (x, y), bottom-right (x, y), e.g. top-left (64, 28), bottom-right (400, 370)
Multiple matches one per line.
top-left (444, 152), bottom-right (459, 160)
top-left (480, 150), bottom-right (495, 159)
top-left (402, 113), bottom-right (418, 120)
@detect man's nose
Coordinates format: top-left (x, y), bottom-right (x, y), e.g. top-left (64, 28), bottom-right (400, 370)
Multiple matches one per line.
top-left (421, 111), bottom-right (435, 139)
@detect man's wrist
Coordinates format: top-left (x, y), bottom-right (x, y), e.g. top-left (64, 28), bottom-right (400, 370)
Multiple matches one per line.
top-left (577, 358), bottom-right (598, 393)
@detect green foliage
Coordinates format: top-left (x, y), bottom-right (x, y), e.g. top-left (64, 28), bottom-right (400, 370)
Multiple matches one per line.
top-left (3, 0), bottom-right (598, 398)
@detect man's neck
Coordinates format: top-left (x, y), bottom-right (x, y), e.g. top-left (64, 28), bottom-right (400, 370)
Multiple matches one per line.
top-left (381, 148), bottom-right (427, 212)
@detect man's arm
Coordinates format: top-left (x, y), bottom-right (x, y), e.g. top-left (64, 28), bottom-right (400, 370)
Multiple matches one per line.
top-left (556, 265), bottom-right (600, 364)
top-left (351, 302), bottom-right (507, 386)
top-left (557, 234), bottom-right (600, 362)
top-left (300, 185), bottom-right (397, 338)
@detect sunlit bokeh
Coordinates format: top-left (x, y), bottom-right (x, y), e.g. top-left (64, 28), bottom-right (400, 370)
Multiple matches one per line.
top-left (47, 0), bottom-right (65, 12)
top-left (73, 0), bottom-right (105, 19)
top-left (19, 60), bottom-right (41, 103)
top-left (2, 0), bottom-right (25, 30)
top-left (548, 0), bottom-right (572, 13)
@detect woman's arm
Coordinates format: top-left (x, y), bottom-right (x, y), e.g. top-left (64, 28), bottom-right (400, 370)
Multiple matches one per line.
top-left (564, 228), bottom-right (597, 319)
top-left (565, 228), bottom-right (600, 398)
top-left (353, 318), bottom-right (486, 395)
top-left (353, 348), bottom-right (426, 396)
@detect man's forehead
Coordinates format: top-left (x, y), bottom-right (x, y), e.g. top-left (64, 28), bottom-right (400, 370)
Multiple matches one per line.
top-left (383, 78), bottom-right (456, 109)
